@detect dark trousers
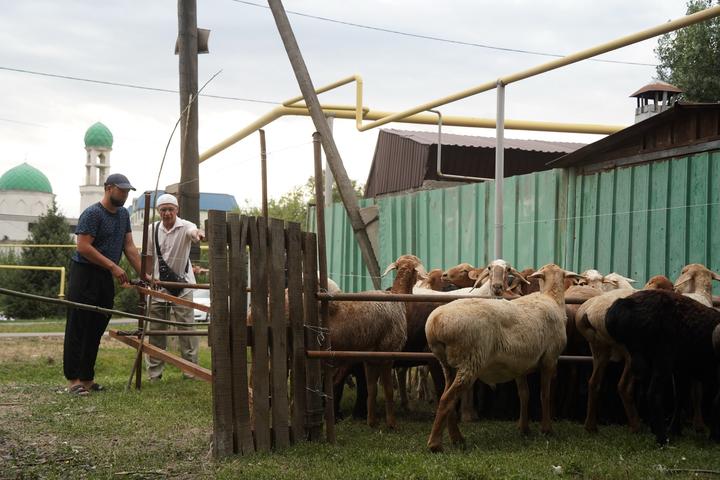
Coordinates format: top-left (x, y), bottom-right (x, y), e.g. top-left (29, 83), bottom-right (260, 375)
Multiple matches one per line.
top-left (63, 261), bottom-right (115, 381)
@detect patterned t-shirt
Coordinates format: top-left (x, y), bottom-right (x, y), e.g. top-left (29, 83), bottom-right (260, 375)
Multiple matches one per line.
top-left (72, 202), bottom-right (131, 265)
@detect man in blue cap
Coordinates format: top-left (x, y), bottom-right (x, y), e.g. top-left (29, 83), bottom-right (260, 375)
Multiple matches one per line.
top-left (64, 173), bottom-right (143, 395)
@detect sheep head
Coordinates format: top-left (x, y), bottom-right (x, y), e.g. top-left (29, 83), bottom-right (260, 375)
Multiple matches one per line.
top-left (674, 263), bottom-right (720, 296)
top-left (602, 273), bottom-right (636, 291)
top-left (579, 269), bottom-right (605, 289)
top-left (416, 269), bottom-right (453, 291)
top-left (508, 267), bottom-right (539, 295)
top-left (383, 254), bottom-right (427, 293)
top-left (644, 275), bottom-right (673, 291)
top-left (470, 259), bottom-right (529, 297)
top-left (530, 264), bottom-right (582, 301)
top-left (441, 263), bottom-right (475, 288)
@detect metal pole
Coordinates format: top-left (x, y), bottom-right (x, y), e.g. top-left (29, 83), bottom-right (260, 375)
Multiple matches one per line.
top-left (135, 191), bottom-right (152, 389)
top-left (494, 80), bottom-right (505, 259)
top-left (260, 129), bottom-right (268, 218)
top-left (177, 0), bottom-right (200, 261)
top-left (324, 116), bottom-right (335, 208)
top-left (267, 0), bottom-right (381, 289)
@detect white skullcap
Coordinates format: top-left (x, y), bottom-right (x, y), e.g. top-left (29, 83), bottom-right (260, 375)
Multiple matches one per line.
top-left (156, 193), bottom-right (178, 208)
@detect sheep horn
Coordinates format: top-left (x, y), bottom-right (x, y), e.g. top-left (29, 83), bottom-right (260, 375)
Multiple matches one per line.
top-left (712, 271), bottom-right (720, 282)
top-left (382, 262), bottom-right (397, 277)
top-left (674, 273), bottom-right (692, 288)
top-left (509, 267), bottom-right (531, 285)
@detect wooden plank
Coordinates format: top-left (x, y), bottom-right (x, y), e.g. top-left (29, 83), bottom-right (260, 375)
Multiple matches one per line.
top-left (132, 285), bottom-right (209, 312)
top-left (648, 160), bottom-right (670, 278)
top-left (630, 165), bottom-right (650, 281)
top-left (228, 214), bottom-right (255, 455)
top-left (596, 170), bottom-right (615, 274)
top-left (668, 158), bottom-right (689, 279)
top-left (207, 210), bottom-right (234, 458)
top-left (303, 232), bottom-right (323, 441)
top-left (287, 222), bottom-right (307, 443)
top-left (269, 218), bottom-right (290, 448)
top-left (109, 330), bottom-right (211, 382)
top-left (249, 216), bottom-right (271, 451)
top-left (688, 153), bottom-right (710, 266)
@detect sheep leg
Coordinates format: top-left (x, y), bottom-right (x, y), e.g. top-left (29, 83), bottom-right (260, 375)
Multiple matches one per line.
top-left (711, 380), bottom-right (720, 442)
top-left (365, 363), bottom-right (381, 428)
top-left (540, 363), bottom-right (557, 434)
top-left (427, 369), bottom-right (466, 452)
top-left (584, 345), bottom-right (610, 433)
top-left (380, 362), bottom-right (398, 429)
top-left (669, 373), bottom-right (691, 437)
top-left (618, 351), bottom-right (640, 433)
top-left (647, 367), bottom-right (671, 445)
top-left (691, 381), bottom-right (706, 433)
top-left (516, 375), bottom-right (531, 435)
top-left (460, 384), bottom-right (478, 422)
top-left (396, 367), bottom-right (409, 411)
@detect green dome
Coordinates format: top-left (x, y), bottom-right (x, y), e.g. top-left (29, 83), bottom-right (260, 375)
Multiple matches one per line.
top-left (0, 163), bottom-right (53, 194)
top-left (84, 122), bottom-right (113, 148)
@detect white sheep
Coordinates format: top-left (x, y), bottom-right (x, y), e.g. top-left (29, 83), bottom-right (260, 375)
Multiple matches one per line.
top-left (425, 263), bottom-right (579, 452)
top-left (674, 263), bottom-right (720, 308)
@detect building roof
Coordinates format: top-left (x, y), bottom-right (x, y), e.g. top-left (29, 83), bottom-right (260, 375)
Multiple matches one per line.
top-left (84, 122), bottom-right (113, 148)
top-left (547, 103), bottom-right (720, 170)
top-left (382, 129), bottom-right (586, 153)
top-left (0, 162), bottom-right (53, 194)
top-left (131, 191), bottom-right (238, 213)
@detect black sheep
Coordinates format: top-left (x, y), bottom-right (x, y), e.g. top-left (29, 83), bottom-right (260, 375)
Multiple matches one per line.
top-left (605, 289), bottom-right (720, 445)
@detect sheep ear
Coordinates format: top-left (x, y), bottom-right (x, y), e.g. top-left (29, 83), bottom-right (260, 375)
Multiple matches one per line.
top-left (602, 278), bottom-right (619, 287)
top-left (626, 277), bottom-right (637, 284)
top-left (468, 268), bottom-right (489, 282)
top-left (674, 272), bottom-right (692, 288)
top-left (528, 271), bottom-right (544, 280)
top-left (415, 265), bottom-right (427, 278)
top-left (712, 271), bottom-right (720, 282)
top-left (564, 271), bottom-right (582, 280)
top-left (509, 267), bottom-right (531, 285)
top-left (382, 262), bottom-right (397, 277)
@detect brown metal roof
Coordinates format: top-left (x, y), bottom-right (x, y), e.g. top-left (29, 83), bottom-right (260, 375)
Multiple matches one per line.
top-left (629, 81), bottom-right (682, 99)
top-left (382, 128), bottom-right (586, 153)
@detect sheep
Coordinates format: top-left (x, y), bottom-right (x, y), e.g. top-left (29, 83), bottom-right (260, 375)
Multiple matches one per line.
top-left (575, 274), bottom-right (675, 434)
top-left (605, 289), bottom-right (720, 444)
top-left (425, 263), bottom-right (579, 452)
top-left (601, 273), bottom-right (636, 291)
top-left (441, 259), bottom-right (529, 299)
top-left (414, 268), bottom-right (454, 293)
top-left (645, 275), bottom-right (674, 291)
top-left (674, 263), bottom-right (720, 308)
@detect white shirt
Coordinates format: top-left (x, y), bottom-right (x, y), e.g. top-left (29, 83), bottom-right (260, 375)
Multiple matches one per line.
top-left (147, 218), bottom-right (200, 287)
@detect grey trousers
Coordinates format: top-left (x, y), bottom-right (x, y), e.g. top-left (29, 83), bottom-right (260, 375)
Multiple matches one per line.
top-left (145, 289), bottom-right (199, 379)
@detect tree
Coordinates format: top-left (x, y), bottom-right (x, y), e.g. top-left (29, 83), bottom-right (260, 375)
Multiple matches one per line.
top-left (655, 0), bottom-right (720, 102)
top-left (4, 202), bottom-right (73, 319)
top-left (237, 174), bottom-right (364, 227)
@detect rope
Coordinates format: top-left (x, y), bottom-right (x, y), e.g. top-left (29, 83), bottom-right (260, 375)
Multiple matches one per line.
top-left (0, 286), bottom-right (208, 327)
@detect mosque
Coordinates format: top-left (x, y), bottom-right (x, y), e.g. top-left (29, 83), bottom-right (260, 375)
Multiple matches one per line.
top-left (0, 122), bottom-right (237, 243)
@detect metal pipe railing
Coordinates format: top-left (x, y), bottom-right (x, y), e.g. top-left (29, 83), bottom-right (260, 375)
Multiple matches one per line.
top-left (0, 265), bottom-right (65, 298)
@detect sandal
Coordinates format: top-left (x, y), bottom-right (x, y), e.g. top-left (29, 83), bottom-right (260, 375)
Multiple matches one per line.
top-left (89, 383), bottom-right (105, 392)
top-left (68, 385), bottom-right (90, 396)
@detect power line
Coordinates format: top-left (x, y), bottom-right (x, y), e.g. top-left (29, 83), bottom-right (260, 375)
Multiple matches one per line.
top-left (0, 66), bottom-right (280, 105)
top-left (229, 0), bottom-right (658, 67)
top-left (0, 117), bottom-right (48, 128)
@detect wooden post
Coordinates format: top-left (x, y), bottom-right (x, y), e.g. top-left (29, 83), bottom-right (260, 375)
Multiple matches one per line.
top-left (302, 232), bottom-right (322, 441)
top-left (228, 214), bottom-right (255, 454)
top-left (136, 191), bottom-right (152, 389)
top-left (249, 216), bottom-right (271, 451)
top-left (260, 129), bottom-right (268, 219)
top-left (267, 0), bottom-right (381, 290)
top-left (177, 0), bottom-right (200, 261)
top-left (207, 210), bottom-right (233, 458)
top-left (287, 222), bottom-right (307, 442)
top-left (268, 218), bottom-right (290, 448)
top-left (313, 132), bottom-right (335, 443)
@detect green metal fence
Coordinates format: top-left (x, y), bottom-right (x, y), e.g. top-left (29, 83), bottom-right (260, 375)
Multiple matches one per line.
top-left (311, 150), bottom-right (720, 293)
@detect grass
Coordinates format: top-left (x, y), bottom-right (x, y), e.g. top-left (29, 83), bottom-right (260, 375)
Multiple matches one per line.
top-left (1, 337), bottom-right (719, 479)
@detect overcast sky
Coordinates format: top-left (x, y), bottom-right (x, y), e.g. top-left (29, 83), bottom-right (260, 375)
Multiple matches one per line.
top-left (0, 0), bottom-right (692, 218)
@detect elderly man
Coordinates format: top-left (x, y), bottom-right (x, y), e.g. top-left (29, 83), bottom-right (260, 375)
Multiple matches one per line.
top-left (145, 193), bottom-right (205, 381)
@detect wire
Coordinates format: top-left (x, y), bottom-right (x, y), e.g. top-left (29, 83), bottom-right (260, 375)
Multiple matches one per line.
top-left (0, 117), bottom-right (48, 128)
top-left (229, 0), bottom-right (658, 67)
top-left (0, 66), bottom-right (280, 105)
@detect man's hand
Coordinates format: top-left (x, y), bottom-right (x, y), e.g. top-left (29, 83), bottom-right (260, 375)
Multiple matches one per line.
top-left (193, 229), bottom-right (206, 242)
top-left (110, 264), bottom-right (129, 285)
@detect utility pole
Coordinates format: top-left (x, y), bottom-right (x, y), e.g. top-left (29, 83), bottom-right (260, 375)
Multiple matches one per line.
top-left (267, 0), bottom-right (382, 289)
top-left (177, 0), bottom-right (200, 260)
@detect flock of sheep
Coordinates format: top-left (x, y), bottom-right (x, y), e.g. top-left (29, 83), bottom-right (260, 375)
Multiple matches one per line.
top-left (323, 256), bottom-right (720, 451)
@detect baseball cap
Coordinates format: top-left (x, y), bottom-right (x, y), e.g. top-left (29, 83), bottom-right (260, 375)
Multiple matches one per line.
top-left (104, 173), bottom-right (136, 191)
top-left (156, 193), bottom-right (179, 208)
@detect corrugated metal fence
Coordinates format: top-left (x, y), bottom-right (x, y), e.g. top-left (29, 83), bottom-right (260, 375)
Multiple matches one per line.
top-left (311, 150), bottom-right (720, 293)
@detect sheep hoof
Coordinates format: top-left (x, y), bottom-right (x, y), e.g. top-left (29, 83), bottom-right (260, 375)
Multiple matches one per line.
top-left (584, 423), bottom-right (598, 434)
top-left (450, 437), bottom-right (466, 449)
top-left (386, 420), bottom-right (398, 430)
top-left (428, 442), bottom-right (444, 453)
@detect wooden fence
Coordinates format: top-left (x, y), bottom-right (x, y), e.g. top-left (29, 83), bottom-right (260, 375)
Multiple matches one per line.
top-left (206, 211), bottom-right (331, 457)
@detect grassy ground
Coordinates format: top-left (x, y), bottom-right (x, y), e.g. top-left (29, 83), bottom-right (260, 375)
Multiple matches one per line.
top-left (1, 337), bottom-right (719, 479)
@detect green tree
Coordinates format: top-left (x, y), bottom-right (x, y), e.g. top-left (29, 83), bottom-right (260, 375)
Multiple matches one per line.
top-left (4, 202), bottom-right (73, 319)
top-left (655, 0), bottom-right (720, 102)
top-left (237, 174), bottom-right (363, 227)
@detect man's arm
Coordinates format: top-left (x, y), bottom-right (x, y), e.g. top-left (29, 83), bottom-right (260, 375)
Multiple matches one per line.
top-left (123, 232), bottom-right (143, 278)
top-left (77, 234), bottom-right (129, 284)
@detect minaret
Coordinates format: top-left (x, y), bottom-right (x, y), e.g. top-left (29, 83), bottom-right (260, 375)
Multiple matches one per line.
top-left (630, 81), bottom-right (682, 123)
top-left (79, 122), bottom-right (113, 212)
